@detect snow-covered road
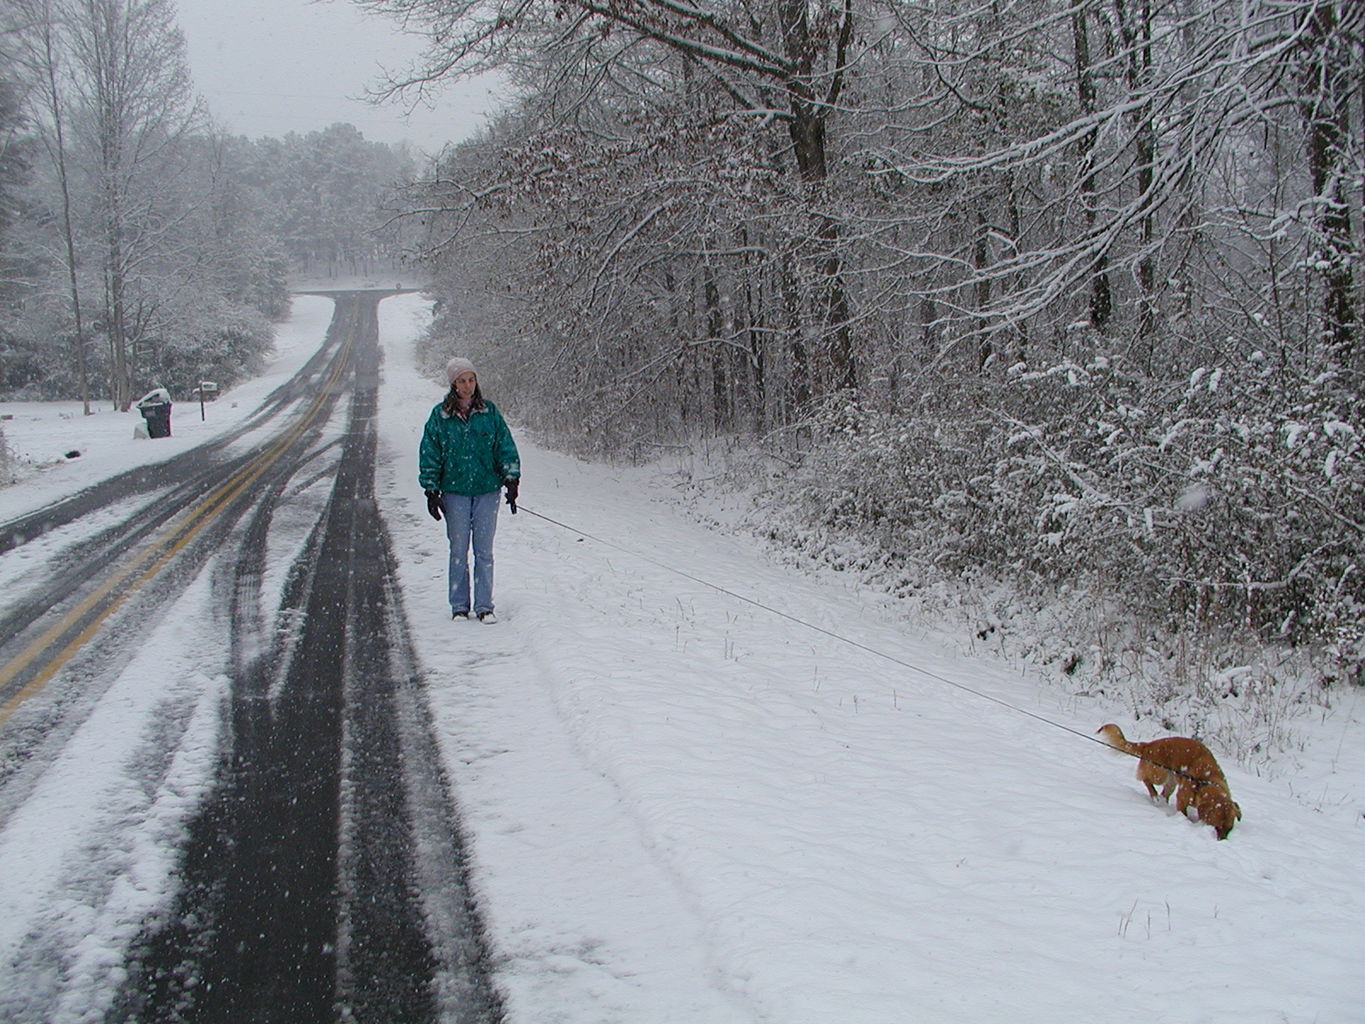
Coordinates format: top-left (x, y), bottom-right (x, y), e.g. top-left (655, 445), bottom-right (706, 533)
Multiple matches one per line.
top-left (1, 293), bottom-right (1361, 1023)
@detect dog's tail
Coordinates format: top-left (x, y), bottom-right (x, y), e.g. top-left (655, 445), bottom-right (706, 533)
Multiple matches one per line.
top-left (1096, 723), bottom-right (1136, 755)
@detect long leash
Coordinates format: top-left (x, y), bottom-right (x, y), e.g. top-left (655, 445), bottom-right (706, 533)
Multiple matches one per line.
top-left (517, 503), bottom-right (1213, 785)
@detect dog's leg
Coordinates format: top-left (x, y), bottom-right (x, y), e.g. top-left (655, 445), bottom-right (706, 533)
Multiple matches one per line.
top-left (1174, 780), bottom-right (1195, 817)
top-left (1160, 773), bottom-right (1179, 803)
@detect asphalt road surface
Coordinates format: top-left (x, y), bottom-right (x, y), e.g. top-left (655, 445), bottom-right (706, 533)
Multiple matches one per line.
top-left (0, 292), bottom-right (502, 1023)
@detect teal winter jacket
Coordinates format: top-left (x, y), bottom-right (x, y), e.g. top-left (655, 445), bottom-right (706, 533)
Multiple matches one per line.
top-left (418, 400), bottom-right (520, 496)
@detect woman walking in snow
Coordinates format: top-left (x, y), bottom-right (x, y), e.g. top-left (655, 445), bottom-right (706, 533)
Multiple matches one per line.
top-left (419, 357), bottom-right (521, 623)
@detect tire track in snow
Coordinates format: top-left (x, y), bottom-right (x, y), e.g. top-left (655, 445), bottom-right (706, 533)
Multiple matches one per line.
top-left (109, 294), bottom-right (501, 1023)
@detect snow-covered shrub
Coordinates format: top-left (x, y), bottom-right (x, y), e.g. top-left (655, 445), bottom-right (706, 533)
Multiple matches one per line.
top-left (772, 354), bottom-right (1364, 692)
top-left (149, 303), bottom-right (274, 397)
top-left (1029, 356), bottom-right (1364, 663)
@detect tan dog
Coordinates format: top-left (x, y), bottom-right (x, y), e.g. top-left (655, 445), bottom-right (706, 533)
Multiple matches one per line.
top-left (1097, 724), bottom-right (1242, 839)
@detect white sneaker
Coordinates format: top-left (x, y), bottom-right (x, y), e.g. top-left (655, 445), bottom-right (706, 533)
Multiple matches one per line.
top-left (477, 611), bottom-right (498, 624)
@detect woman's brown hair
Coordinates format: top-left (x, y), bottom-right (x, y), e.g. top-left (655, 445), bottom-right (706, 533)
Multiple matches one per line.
top-left (442, 382), bottom-right (486, 417)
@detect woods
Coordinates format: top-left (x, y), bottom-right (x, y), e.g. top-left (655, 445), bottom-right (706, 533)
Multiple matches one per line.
top-left (0, 0), bottom-right (1360, 701)
top-left (371, 0), bottom-right (1363, 690)
top-left (0, 0), bottom-right (417, 409)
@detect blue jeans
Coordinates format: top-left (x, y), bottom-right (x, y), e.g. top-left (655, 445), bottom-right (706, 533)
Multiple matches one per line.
top-left (441, 491), bottom-right (500, 615)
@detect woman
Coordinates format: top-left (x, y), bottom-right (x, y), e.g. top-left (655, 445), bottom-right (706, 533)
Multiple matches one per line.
top-left (419, 357), bottom-right (521, 623)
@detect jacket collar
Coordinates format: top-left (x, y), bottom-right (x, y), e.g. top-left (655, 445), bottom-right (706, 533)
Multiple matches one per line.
top-left (439, 403), bottom-right (489, 421)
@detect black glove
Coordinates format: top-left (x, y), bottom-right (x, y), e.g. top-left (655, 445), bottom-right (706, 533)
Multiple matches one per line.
top-left (425, 490), bottom-right (443, 521)
top-left (504, 479), bottom-right (519, 514)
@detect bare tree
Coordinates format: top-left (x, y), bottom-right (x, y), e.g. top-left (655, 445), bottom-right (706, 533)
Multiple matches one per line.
top-left (60, 0), bottom-right (202, 408)
top-left (7, 0), bottom-right (99, 412)
top-left (359, 0), bottom-right (862, 393)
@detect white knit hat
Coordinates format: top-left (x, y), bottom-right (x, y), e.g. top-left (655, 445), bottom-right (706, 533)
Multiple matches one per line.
top-left (446, 357), bottom-right (477, 383)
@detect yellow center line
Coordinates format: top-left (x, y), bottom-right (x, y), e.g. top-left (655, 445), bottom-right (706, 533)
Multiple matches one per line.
top-left (0, 336), bottom-right (353, 728)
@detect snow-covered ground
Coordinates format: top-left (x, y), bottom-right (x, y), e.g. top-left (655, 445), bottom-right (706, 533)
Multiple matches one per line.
top-left (1, 293), bottom-right (1362, 1023)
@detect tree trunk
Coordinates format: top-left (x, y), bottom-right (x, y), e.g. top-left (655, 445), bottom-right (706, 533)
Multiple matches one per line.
top-left (1115, 0), bottom-right (1158, 357)
top-left (704, 268), bottom-right (730, 432)
top-left (782, 255), bottom-right (811, 411)
top-left (974, 210), bottom-right (993, 372)
top-left (741, 228), bottom-right (768, 434)
top-left (41, 10), bottom-right (93, 414)
top-left (1072, 2), bottom-right (1112, 331)
top-left (1298, 1), bottom-right (1358, 371)
top-left (779, 0), bottom-right (856, 394)
top-left (99, 96), bottom-right (132, 409)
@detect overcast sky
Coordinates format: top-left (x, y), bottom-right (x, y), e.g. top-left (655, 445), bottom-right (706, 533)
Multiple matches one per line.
top-left (174, 0), bottom-right (501, 153)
